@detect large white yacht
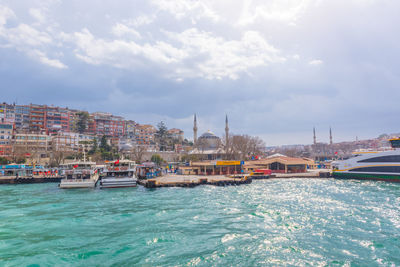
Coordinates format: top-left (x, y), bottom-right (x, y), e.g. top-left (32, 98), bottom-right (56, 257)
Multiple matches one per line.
top-left (59, 162), bottom-right (99, 188)
top-left (332, 138), bottom-right (400, 182)
top-left (99, 160), bottom-right (137, 188)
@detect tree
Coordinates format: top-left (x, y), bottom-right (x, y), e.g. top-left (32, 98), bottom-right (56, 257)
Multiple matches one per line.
top-left (155, 121), bottom-right (169, 151)
top-left (151, 154), bottom-right (164, 166)
top-left (0, 157), bottom-right (9, 165)
top-left (225, 134), bottom-right (265, 160)
top-left (88, 138), bottom-right (98, 155)
top-left (99, 135), bottom-right (111, 152)
top-left (130, 145), bottom-right (147, 163)
top-left (76, 111), bottom-right (89, 134)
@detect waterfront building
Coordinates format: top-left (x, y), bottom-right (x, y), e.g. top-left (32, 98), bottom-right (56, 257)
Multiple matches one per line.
top-left (29, 104), bottom-right (46, 133)
top-left (179, 160), bottom-right (243, 175)
top-left (0, 103), bottom-right (16, 125)
top-left (189, 115), bottom-right (229, 160)
top-left (12, 133), bottom-right (51, 159)
top-left (167, 128), bottom-right (184, 142)
top-left (244, 154), bottom-right (314, 173)
top-left (136, 124), bottom-right (157, 145)
top-left (52, 132), bottom-right (95, 153)
top-left (45, 106), bottom-right (72, 135)
top-left (124, 120), bottom-right (138, 140)
top-left (14, 105), bottom-right (30, 132)
top-left (0, 123), bottom-right (14, 157)
top-left (90, 112), bottom-right (125, 137)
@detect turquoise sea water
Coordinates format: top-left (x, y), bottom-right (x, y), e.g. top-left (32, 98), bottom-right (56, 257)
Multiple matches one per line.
top-left (0, 179), bottom-right (399, 266)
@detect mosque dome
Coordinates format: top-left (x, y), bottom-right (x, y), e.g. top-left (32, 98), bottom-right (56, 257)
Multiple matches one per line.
top-left (120, 143), bottom-right (133, 151)
top-left (198, 130), bottom-right (221, 149)
top-left (199, 130), bottom-right (219, 139)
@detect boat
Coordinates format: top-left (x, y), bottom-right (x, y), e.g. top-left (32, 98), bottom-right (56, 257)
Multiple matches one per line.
top-left (248, 169), bottom-right (271, 179)
top-left (332, 138), bottom-right (400, 182)
top-left (99, 160), bottom-right (137, 188)
top-left (59, 162), bottom-right (99, 189)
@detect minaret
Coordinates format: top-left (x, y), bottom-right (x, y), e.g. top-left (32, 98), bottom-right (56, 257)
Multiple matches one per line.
top-left (193, 114), bottom-right (198, 145)
top-left (329, 127), bottom-right (333, 145)
top-left (225, 115), bottom-right (229, 148)
top-left (313, 127), bottom-right (316, 145)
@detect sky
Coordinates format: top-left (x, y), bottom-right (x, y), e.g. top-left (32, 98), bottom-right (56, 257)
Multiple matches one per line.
top-left (0, 0), bottom-right (399, 146)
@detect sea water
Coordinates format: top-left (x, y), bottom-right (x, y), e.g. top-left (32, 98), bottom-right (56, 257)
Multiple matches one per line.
top-left (0, 179), bottom-right (399, 266)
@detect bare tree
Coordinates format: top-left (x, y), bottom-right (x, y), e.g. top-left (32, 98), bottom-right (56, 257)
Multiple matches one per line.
top-left (225, 134), bottom-right (265, 160)
top-left (130, 145), bottom-right (148, 164)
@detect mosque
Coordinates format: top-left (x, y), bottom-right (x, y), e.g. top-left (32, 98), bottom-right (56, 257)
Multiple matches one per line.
top-left (189, 114), bottom-right (229, 160)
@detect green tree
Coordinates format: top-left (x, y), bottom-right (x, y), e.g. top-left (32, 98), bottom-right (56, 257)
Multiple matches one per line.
top-left (151, 154), bottom-right (164, 166)
top-left (155, 121), bottom-right (169, 151)
top-left (99, 135), bottom-right (111, 152)
top-left (76, 111), bottom-right (89, 134)
top-left (0, 157), bottom-right (9, 165)
top-left (89, 138), bottom-right (98, 155)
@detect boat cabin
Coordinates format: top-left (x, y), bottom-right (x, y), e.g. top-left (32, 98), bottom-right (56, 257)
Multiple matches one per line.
top-left (104, 160), bottom-right (136, 177)
top-left (62, 162), bottom-right (97, 179)
top-left (389, 138), bottom-right (400, 149)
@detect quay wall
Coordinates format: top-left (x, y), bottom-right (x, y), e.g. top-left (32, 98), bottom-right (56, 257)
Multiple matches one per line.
top-left (0, 177), bottom-right (62, 184)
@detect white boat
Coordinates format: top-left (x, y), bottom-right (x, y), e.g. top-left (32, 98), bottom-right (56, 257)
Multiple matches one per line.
top-left (59, 162), bottom-right (99, 189)
top-left (332, 138), bottom-right (400, 182)
top-left (100, 160), bottom-right (137, 188)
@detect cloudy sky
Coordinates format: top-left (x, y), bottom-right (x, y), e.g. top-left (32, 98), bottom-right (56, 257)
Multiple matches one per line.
top-left (0, 0), bottom-right (399, 145)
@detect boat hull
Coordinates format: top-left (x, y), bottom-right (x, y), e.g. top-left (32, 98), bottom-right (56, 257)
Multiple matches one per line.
top-left (59, 180), bottom-right (96, 188)
top-left (100, 177), bottom-right (137, 189)
top-left (332, 172), bottom-right (400, 182)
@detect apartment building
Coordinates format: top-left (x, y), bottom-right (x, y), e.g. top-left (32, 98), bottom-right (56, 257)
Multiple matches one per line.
top-left (136, 124), bottom-right (157, 145)
top-left (0, 123), bottom-right (13, 157)
top-left (90, 112), bottom-right (125, 137)
top-left (52, 132), bottom-right (95, 153)
top-left (167, 128), bottom-right (184, 142)
top-left (0, 103), bottom-right (15, 125)
top-left (13, 133), bottom-right (51, 158)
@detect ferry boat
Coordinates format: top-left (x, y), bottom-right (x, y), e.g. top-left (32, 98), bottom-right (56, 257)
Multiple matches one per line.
top-left (99, 160), bottom-right (137, 188)
top-left (332, 138), bottom-right (400, 182)
top-left (248, 169), bottom-right (271, 179)
top-left (59, 162), bottom-right (99, 189)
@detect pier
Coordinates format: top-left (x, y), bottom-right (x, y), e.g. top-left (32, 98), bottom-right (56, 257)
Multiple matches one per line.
top-left (271, 171), bottom-right (331, 179)
top-left (0, 176), bottom-right (62, 184)
top-left (137, 174), bottom-right (252, 188)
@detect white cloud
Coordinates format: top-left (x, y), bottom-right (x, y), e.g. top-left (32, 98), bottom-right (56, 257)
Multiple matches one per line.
top-left (0, 5), bottom-right (15, 26)
top-left (29, 8), bottom-right (46, 24)
top-left (168, 28), bottom-right (285, 79)
top-left (131, 15), bottom-right (155, 27)
top-left (309, 59), bottom-right (323, 65)
top-left (237, 0), bottom-right (314, 26)
top-left (112, 23), bottom-right (141, 39)
top-left (70, 27), bottom-right (284, 80)
top-left (151, 0), bottom-right (219, 22)
top-left (0, 5), bottom-right (67, 69)
top-left (28, 49), bottom-right (67, 69)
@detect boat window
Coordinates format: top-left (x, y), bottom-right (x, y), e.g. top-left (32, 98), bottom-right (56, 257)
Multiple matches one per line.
top-left (358, 155), bottom-right (400, 163)
top-left (390, 139), bottom-right (400, 148)
top-left (349, 166), bottom-right (400, 173)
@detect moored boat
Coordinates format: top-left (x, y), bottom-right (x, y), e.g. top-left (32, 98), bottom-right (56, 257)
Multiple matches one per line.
top-left (332, 138), bottom-right (400, 182)
top-left (249, 169), bottom-right (271, 179)
top-left (59, 162), bottom-right (99, 189)
top-left (100, 160), bottom-right (137, 188)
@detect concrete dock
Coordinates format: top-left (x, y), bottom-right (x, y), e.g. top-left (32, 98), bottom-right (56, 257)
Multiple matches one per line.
top-left (272, 171), bottom-right (331, 179)
top-left (137, 174), bottom-right (252, 188)
top-left (0, 176), bottom-right (62, 184)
